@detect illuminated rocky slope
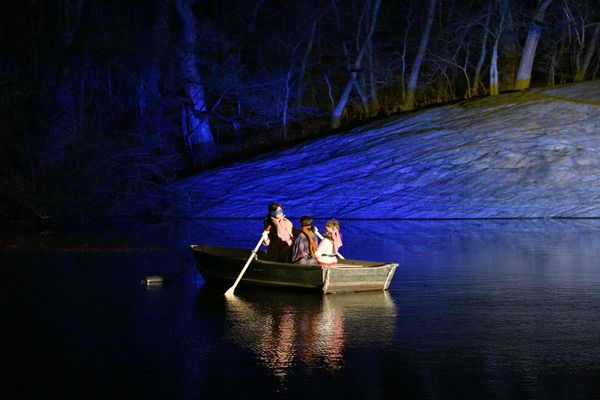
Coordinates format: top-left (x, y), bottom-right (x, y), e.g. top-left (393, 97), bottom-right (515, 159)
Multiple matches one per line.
top-left (137, 81), bottom-right (600, 218)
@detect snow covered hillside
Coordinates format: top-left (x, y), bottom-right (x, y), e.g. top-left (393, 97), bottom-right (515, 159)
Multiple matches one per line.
top-left (134, 81), bottom-right (600, 218)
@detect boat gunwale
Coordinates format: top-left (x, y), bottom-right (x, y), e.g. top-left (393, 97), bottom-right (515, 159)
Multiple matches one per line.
top-left (190, 244), bottom-right (396, 270)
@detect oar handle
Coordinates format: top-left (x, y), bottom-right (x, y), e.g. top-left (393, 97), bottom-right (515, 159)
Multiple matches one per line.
top-left (225, 225), bottom-right (271, 297)
top-left (314, 229), bottom-right (345, 260)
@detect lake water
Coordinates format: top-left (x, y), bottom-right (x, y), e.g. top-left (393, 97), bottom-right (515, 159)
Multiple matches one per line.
top-left (3, 219), bottom-right (600, 399)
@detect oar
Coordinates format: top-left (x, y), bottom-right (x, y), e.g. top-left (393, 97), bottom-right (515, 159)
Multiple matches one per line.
top-left (314, 229), bottom-right (345, 260)
top-left (225, 225), bottom-right (271, 297)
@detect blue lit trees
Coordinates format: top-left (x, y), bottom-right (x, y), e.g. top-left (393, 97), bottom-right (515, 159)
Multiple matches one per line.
top-left (489, 0), bottom-right (511, 96)
top-left (402, 0), bottom-right (438, 110)
top-left (175, 0), bottom-right (214, 149)
top-left (574, 22), bottom-right (600, 81)
top-left (566, 0), bottom-right (600, 82)
top-left (3, 0), bottom-right (600, 220)
top-left (472, 0), bottom-right (493, 97)
top-left (330, 0), bottom-right (382, 129)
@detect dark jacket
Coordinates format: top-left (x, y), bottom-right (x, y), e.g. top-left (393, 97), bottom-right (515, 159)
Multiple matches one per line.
top-left (291, 230), bottom-right (319, 265)
top-left (263, 216), bottom-right (300, 262)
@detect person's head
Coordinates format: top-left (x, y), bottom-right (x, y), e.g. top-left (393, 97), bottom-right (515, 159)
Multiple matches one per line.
top-left (324, 219), bottom-right (340, 239)
top-left (268, 202), bottom-right (284, 218)
top-left (300, 216), bottom-right (313, 228)
top-left (325, 219), bottom-right (340, 230)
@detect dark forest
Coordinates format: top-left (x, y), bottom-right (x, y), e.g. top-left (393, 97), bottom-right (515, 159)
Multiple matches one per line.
top-left (1, 0), bottom-right (599, 222)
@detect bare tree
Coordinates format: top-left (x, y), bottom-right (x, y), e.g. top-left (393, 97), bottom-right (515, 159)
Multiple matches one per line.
top-left (574, 22), bottom-right (600, 81)
top-left (490, 0), bottom-right (510, 96)
top-left (402, 0), bottom-right (438, 110)
top-left (546, 24), bottom-right (568, 85)
top-left (514, 0), bottom-right (555, 90)
top-left (176, 0), bottom-right (214, 148)
top-left (472, 0), bottom-right (492, 96)
top-left (593, 49), bottom-right (600, 79)
top-left (45, 0), bottom-right (84, 164)
top-left (296, 20), bottom-right (318, 104)
top-left (367, 41), bottom-right (380, 115)
top-left (330, 0), bottom-right (382, 129)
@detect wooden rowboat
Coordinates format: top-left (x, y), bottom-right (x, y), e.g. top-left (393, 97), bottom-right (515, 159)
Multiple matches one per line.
top-left (191, 245), bottom-right (398, 294)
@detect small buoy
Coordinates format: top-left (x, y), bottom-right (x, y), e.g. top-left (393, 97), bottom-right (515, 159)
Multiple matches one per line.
top-left (141, 275), bottom-right (168, 286)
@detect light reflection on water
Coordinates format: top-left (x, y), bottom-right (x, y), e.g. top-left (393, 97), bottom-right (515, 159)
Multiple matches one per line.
top-left (3, 218), bottom-right (600, 398)
top-left (224, 291), bottom-right (396, 377)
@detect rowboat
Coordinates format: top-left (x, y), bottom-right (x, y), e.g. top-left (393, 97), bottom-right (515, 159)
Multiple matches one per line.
top-left (190, 245), bottom-right (398, 294)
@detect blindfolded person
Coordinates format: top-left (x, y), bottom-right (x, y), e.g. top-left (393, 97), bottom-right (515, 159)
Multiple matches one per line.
top-left (263, 203), bottom-right (300, 263)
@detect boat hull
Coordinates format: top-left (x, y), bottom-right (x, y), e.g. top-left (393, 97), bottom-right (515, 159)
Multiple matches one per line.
top-left (191, 245), bottom-right (398, 294)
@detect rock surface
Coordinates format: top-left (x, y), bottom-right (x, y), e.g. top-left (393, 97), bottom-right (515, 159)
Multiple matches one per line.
top-left (133, 81), bottom-right (600, 218)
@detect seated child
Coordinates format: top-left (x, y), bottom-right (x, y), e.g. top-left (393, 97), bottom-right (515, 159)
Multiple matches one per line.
top-left (315, 219), bottom-right (343, 266)
top-left (291, 216), bottom-right (319, 265)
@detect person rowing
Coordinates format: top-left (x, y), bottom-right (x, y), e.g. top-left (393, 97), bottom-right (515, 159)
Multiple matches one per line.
top-left (262, 203), bottom-right (300, 263)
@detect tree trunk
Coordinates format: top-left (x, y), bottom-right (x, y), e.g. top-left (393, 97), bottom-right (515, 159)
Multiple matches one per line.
top-left (547, 29), bottom-right (568, 86)
top-left (176, 0), bottom-right (213, 147)
top-left (367, 42), bottom-right (379, 115)
top-left (547, 49), bottom-right (557, 86)
top-left (490, 38), bottom-right (500, 96)
top-left (514, 0), bottom-right (554, 90)
top-left (282, 64), bottom-right (293, 139)
top-left (398, 9), bottom-right (413, 109)
top-left (106, 63), bottom-right (113, 112)
top-left (79, 74), bottom-right (85, 130)
top-left (331, 76), bottom-right (355, 129)
top-left (574, 23), bottom-right (600, 82)
top-left (44, 0), bottom-right (84, 165)
top-left (296, 20), bottom-right (318, 104)
top-left (330, 0), bottom-right (382, 129)
top-left (472, 0), bottom-right (492, 97)
top-left (593, 51), bottom-right (600, 80)
top-left (353, 79), bottom-right (369, 116)
top-left (402, 0), bottom-right (438, 110)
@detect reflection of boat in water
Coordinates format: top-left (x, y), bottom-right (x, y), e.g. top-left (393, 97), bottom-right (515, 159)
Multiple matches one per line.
top-left (191, 245), bottom-right (398, 294)
top-left (223, 290), bottom-right (397, 376)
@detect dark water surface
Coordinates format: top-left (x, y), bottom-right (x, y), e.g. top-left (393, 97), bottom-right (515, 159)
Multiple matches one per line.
top-left (3, 219), bottom-right (600, 399)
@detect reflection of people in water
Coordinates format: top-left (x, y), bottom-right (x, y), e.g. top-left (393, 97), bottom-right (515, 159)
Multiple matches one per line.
top-left (299, 311), bottom-right (319, 367)
top-left (316, 304), bottom-right (345, 371)
top-left (224, 292), bottom-right (395, 377)
top-left (225, 297), bottom-right (346, 376)
top-left (297, 307), bottom-right (345, 372)
top-left (256, 311), bottom-right (297, 377)
top-left (254, 306), bottom-right (345, 375)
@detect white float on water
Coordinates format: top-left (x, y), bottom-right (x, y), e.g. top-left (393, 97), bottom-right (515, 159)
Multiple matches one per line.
top-left (141, 275), bottom-right (168, 285)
